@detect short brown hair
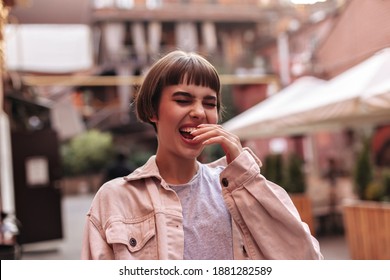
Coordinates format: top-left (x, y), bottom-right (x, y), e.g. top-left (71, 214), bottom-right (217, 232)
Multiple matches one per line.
top-left (135, 50), bottom-right (223, 130)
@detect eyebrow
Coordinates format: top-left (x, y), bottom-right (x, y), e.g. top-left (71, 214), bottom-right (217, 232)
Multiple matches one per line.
top-left (172, 91), bottom-right (217, 102)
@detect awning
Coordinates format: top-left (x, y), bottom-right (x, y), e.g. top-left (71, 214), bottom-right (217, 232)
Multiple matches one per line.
top-left (222, 76), bottom-right (326, 139)
top-left (223, 48), bottom-right (390, 140)
top-left (5, 24), bottom-right (94, 73)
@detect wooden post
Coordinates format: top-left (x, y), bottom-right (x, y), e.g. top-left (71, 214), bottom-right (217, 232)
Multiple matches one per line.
top-left (0, 0), bottom-right (16, 215)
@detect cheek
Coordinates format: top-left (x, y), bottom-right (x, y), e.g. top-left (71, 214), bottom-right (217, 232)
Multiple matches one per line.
top-left (161, 108), bottom-right (184, 124)
top-left (207, 111), bottom-right (219, 124)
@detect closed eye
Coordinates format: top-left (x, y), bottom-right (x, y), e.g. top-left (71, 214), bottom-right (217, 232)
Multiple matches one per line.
top-left (204, 102), bottom-right (217, 108)
top-left (175, 99), bottom-right (191, 104)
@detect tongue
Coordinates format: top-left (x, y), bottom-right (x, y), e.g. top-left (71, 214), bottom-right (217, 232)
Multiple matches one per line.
top-left (181, 131), bottom-right (194, 140)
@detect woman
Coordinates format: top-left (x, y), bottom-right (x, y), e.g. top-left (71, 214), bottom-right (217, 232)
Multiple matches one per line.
top-left (81, 50), bottom-right (322, 260)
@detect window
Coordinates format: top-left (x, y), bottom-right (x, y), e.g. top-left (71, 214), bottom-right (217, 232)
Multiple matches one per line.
top-left (146, 0), bottom-right (163, 9)
top-left (93, 0), bottom-right (134, 9)
top-left (93, 0), bottom-right (114, 9)
top-left (116, 0), bottom-right (134, 9)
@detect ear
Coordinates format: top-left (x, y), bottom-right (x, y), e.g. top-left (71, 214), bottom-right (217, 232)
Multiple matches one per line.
top-left (149, 114), bottom-right (158, 123)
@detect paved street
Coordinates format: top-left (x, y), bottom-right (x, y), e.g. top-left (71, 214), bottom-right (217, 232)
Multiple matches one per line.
top-left (20, 193), bottom-right (351, 260)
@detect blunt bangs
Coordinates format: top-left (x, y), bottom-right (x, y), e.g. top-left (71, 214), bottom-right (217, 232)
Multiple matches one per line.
top-left (160, 54), bottom-right (221, 94)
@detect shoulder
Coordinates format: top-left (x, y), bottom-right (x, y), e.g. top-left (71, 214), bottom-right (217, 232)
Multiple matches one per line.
top-left (90, 178), bottom-right (139, 213)
top-left (97, 177), bottom-right (133, 196)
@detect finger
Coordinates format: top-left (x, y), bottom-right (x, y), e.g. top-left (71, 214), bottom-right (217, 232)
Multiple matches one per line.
top-left (192, 124), bottom-right (237, 141)
top-left (192, 126), bottom-right (243, 163)
top-left (191, 124), bottom-right (221, 136)
top-left (203, 135), bottom-right (242, 163)
top-left (192, 127), bottom-right (236, 144)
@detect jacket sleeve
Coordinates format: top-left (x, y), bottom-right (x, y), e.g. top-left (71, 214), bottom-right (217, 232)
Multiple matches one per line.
top-left (221, 149), bottom-right (323, 260)
top-left (81, 213), bottom-right (115, 260)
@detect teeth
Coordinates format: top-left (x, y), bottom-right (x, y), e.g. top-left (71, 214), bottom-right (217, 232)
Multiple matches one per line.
top-left (180, 127), bottom-right (196, 133)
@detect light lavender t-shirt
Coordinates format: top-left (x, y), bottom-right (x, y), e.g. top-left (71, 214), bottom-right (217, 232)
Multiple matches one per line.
top-left (170, 163), bottom-right (233, 260)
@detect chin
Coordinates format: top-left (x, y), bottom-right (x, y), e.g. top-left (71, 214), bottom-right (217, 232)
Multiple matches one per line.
top-left (180, 147), bottom-right (204, 161)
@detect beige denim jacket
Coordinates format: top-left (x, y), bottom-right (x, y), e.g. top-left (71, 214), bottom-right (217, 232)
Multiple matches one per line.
top-left (81, 149), bottom-right (323, 260)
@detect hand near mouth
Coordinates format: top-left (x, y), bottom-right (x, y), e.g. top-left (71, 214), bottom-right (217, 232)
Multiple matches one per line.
top-left (191, 124), bottom-right (243, 164)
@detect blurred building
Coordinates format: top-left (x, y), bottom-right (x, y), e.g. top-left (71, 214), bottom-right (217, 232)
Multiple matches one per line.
top-left (7, 0), bottom-right (343, 142)
top-left (7, 0), bottom-right (362, 174)
top-left (16, 1), bottom-right (390, 175)
top-left (1, 0), bottom-right (64, 251)
top-left (4, 0), bottom-right (390, 245)
top-left (10, 0), bottom-right (390, 244)
top-left (15, 0), bottom-right (390, 173)
top-left (236, 0), bottom-right (390, 173)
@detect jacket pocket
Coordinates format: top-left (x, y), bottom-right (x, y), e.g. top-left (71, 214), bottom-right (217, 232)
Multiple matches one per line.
top-left (105, 213), bottom-right (157, 259)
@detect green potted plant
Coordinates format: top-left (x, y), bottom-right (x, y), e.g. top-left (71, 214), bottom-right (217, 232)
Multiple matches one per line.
top-left (353, 137), bottom-right (374, 200)
top-left (263, 153), bottom-right (284, 186)
top-left (263, 152), bottom-right (314, 235)
top-left (284, 153), bottom-right (306, 194)
top-left (61, 129), bottom-right (114, 193)
top-left (284, 153), bottom-right (314, 235)
top-left (343, 136), bottom-right (390, 259)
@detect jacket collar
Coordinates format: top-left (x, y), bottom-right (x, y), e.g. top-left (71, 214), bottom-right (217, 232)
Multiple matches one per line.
top-left (123, 149), bottom-right (261, 184)
top-left (123, 155), bottom-right (162, 182)
top-left (123, 155), bottom-right (228, 182)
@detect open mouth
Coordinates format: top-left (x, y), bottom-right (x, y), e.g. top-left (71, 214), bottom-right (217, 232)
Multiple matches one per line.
top-left (179, 127), bottom-right (196, 140)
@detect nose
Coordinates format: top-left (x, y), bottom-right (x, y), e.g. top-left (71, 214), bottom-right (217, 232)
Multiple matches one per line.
top-left (189, 102), bottom-right (206, 119)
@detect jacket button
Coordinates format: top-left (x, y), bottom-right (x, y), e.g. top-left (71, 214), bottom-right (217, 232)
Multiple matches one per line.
top-left (221, 178), bottom-right (229, 187)
top-left (129, 237), bottom-right (137, 247)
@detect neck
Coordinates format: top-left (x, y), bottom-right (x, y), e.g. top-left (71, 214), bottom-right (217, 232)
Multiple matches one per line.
top-left (155, 156), bottom-right (198, 185)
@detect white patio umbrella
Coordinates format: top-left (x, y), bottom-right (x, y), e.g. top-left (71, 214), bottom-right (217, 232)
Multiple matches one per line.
top-left (223, 48), bottom-right (390, 140)
top-left (222, 76), bottom-right (327, 139)
top-left (361, 73), bottom-right (390, 111)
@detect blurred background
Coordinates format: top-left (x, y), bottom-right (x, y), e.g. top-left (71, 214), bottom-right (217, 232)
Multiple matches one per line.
top-left (0, 0), bottom-right (390, 260)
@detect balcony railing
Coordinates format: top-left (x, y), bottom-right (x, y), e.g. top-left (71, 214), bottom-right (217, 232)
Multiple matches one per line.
top-left (91, 2), bottom-right (295, 22)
